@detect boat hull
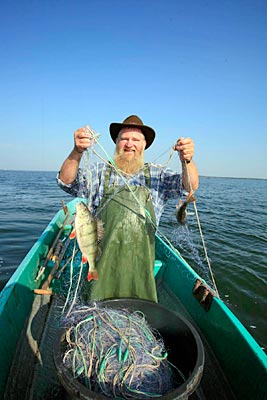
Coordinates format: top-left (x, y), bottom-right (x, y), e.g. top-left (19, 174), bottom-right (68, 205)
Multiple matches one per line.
top-left (0, 198), bottom-right (266, 399)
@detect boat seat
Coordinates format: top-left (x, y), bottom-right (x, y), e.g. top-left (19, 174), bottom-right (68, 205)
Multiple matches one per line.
top-left (153, 260), bottom-right (163, 277)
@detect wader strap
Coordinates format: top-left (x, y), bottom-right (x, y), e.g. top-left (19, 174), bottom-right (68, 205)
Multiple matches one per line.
top-left (143, 163), bottom-right (151, 189)
top-left (103, 165), bottom-right (112, 193)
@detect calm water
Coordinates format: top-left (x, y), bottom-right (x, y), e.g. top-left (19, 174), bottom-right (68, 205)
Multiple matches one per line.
top-left (0, 170), bottom-right (266, 352)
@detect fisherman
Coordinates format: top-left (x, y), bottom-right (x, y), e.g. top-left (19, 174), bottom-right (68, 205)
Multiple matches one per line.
top-left (57, 115), bottom-right (199, 302)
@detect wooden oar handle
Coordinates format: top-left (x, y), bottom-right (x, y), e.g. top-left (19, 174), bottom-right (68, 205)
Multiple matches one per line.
top-left (34, 235), bottom-right (72, 294)
top-left (34, 288), bottom-right (53, 295)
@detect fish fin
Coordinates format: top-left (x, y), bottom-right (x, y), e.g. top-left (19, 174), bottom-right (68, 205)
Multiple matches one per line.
top-left (87, 270), bottom-right (98, 281)
top-left (69, 229), bottom-right (76, 239)
top-left (96, 219), bottom-right (104, 241)
top-left (186, 191), bottom-right (196, 203)
top-left (82, 254), bottom-right (88, 264)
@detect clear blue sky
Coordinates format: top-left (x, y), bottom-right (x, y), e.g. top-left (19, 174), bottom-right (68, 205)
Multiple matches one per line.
top-left (0, 0), bottom-right (266, 178)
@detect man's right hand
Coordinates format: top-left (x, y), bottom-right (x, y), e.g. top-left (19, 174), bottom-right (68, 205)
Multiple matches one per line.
top-left (74, 126), bottom-right (94, 154)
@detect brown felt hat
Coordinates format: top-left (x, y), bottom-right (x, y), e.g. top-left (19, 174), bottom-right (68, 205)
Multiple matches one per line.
top-left (109, 115), bottom-right (156, 149)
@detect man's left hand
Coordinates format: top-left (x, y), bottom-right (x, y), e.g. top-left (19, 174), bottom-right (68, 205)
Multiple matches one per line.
top-left (174, 137), bottom-right (194, 163)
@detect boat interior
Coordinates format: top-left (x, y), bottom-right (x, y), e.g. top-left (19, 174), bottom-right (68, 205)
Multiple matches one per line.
top-left (4, 275), bottom-right (236, 400)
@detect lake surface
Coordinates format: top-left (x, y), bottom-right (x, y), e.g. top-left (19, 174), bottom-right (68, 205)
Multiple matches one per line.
top-left (0, 170), bottom-right (266, 352)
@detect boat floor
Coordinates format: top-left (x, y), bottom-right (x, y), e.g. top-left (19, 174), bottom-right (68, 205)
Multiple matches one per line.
top-left (4, 281), bottom-right (236, 400)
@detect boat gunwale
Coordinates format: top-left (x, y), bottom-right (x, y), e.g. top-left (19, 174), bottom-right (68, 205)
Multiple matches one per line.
top-left (0, 205), bottom-right (67, 396)
top-left (0, 198), bottom-right (267, 400)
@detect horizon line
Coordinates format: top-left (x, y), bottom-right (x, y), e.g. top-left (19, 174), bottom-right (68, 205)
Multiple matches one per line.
top-left (0, 168), bottom-right (266, 181)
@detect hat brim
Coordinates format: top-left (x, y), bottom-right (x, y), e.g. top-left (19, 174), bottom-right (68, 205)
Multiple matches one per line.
top-left (109, 123), bottom-right (155, 149)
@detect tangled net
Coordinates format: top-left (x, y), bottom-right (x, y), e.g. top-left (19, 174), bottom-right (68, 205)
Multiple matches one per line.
top-left (61, 304), bottom-right (181, 399)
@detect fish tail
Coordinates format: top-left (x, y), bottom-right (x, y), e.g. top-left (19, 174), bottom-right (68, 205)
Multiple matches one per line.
top-left (87, 269), bottom-right (98, 281)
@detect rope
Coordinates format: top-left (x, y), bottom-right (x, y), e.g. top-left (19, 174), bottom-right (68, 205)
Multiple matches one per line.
top-left (66, 259), bottom-right (85, 317)
top-left (151, 145), bottom-right (175, 168)
top-left (62, 241), bottom-right (77, 315)
top-left (182, 160), bottom-right (220, 297)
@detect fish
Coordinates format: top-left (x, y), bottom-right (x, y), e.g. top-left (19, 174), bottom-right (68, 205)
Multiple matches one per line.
top-left (70, 202), bottom-right (103, 281)
top-left (176, 190), bottom-right (196, 225)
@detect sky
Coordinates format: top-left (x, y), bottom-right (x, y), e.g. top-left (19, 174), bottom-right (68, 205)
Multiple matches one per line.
top-left (0, 0), bottom-right (266, 178)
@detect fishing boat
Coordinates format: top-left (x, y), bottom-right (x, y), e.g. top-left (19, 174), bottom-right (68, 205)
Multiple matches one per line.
top-left (0, 198), bottom-right (266, 400)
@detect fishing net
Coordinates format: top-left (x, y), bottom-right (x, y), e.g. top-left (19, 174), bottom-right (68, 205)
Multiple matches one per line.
top-left (60, 303), bottom-right (182, 399)
top-left (56, 240), bottom-right (89, 316)
top-left (50, 126), bottom-right (214, 398)
top-left (170, 224), bottom-right (214, 288)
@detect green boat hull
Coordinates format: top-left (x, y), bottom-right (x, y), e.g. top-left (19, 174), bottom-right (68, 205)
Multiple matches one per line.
top-left (0, 199), bottom-right (266, 399)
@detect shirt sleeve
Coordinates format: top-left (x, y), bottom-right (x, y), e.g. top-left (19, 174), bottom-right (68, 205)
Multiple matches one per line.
top-left (161, 167), bottom-right (182, 200)
top-left (56, 169), bottom-right (88, 197)
top-left (56, 163), bottom-right (106, 213)
top-left (150, 165), bottom-right (182, 202)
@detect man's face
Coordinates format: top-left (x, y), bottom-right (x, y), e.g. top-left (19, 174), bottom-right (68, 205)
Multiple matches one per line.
top-left (114, 127), bottom-right (146, 173)
top-left (116, 127), bottom-right (146, 159)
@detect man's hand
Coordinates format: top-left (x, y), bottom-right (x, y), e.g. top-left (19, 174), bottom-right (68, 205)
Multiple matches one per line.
top-left (74, 126), bottom-right (95, 154)
top-left (174, 137), bottom-right (194, 163)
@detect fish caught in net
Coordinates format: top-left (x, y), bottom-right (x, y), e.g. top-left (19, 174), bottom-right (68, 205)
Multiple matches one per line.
top-left (60, 304), bottom-right (182, 399)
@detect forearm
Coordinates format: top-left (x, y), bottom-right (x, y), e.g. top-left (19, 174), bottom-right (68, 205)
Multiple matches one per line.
top-left (182, 160), bottom-right (199, 191)
top-left (59, 125), bottom-right (94, 185)
top-left (58, 149), bottom-right (83, 185)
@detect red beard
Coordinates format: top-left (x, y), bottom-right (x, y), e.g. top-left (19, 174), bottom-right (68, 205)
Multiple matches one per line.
top-left (113, 150), bottom-right (145, 174)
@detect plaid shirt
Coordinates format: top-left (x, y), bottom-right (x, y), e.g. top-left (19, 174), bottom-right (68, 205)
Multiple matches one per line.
top-left (57, 162), bottom-right (182, 226)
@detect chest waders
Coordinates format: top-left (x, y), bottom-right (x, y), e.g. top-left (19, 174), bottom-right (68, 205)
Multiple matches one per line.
top-left (89, 165), bottom-right (158, 302)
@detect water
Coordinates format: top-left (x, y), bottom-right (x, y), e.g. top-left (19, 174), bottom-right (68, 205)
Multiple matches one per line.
top-left (0, 170), bottom-right (266, 352)
top-left (0, 171), bottom-right (70, 283)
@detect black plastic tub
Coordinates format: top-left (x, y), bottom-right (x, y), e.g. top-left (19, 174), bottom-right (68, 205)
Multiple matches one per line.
top-left (54, 298), bottom-right (205, 400)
